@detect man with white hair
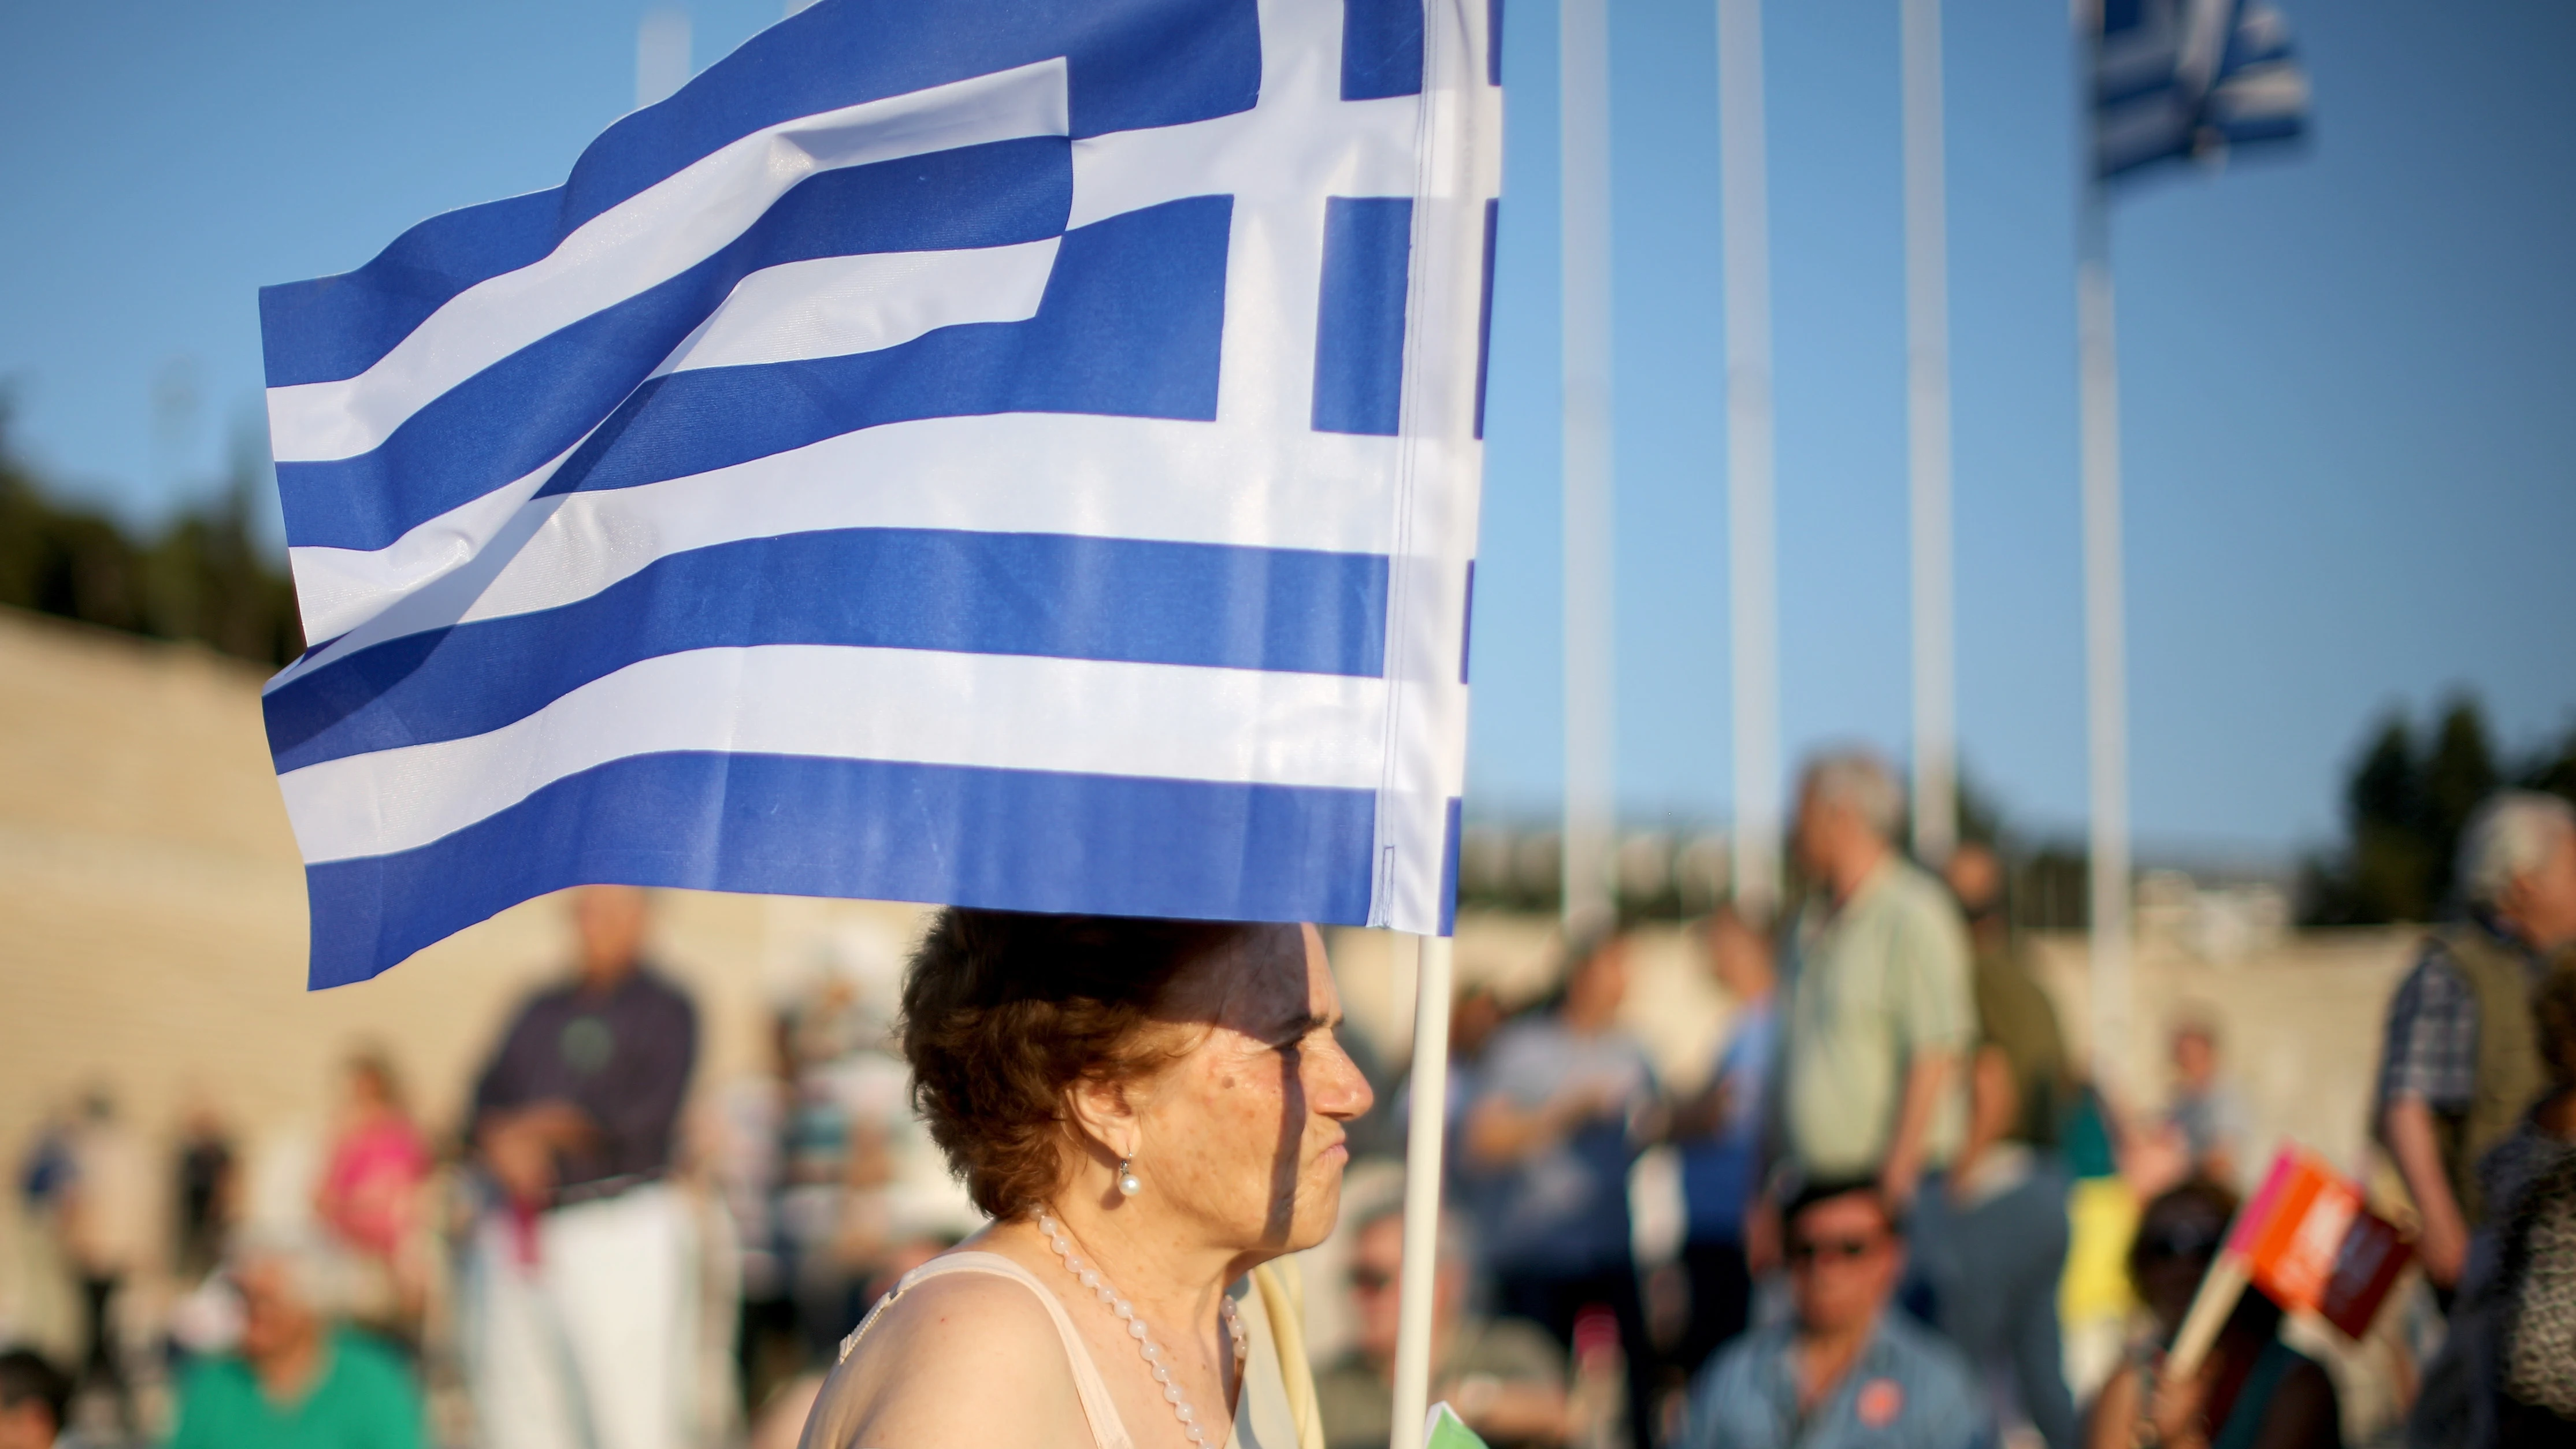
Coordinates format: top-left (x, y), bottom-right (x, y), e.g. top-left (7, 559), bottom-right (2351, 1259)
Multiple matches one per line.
top-left (167, 1235), bottom-right (422, 1449)
top-left (2374, 790), bottom-right (2576, 1292)
top-left (1770, 751), bottom-right (1976, 1213)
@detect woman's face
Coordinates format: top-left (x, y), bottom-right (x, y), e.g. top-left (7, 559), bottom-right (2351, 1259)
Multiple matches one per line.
top-left (1125, 924), bottom-right (1374, 1255)
top-left (2131, 1200), bottom-right (2230, 1332)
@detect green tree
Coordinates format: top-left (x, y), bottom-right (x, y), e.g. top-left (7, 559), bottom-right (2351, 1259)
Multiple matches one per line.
top-left (2333, 716), bottom-right (2434, 923)
top-left (2519, 723), bottom-right (2576, 807)
top-left (2303, 697), bottom-right (2507, 924)
top-left (2419, 699), bottom-right (2500, 909)
top-left (0, 397), bottom-right (302, 665)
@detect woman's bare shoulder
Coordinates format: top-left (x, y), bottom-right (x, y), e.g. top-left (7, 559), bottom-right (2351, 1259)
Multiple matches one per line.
top-left (802, 1268), bottom-right (1094, 1449)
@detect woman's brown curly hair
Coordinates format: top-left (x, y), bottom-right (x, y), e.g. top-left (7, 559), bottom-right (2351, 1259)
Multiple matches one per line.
top-left (900, 908), bottom-right (1257, 1218)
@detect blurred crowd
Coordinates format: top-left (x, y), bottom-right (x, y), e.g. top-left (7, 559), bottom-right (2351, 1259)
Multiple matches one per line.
top-left (3, 885), bottom-right (978, 1449)
top-left (1303, 758), bottom-right (2576, 1449)
top-left (4, 758), bottom-right (2573, 1449)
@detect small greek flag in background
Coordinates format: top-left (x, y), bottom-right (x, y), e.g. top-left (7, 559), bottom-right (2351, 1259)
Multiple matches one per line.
top-left (2092, 0), bottom-right (2310, 181)
top-left (258, 0), bottom-right (1502, 986)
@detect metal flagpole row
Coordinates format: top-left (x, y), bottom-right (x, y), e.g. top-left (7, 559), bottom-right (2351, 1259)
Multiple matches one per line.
top-left (1718, 0), bottom-right (1780, 916)
top-left (1561, 0), bottom-right (1616, 932)
top-left (1387, 933), bottom-right (1456, 1449)
top-left (2076, 192), bottom-right (2133, 1094)
top-left (1901, 0), bottom-right (1957, 867)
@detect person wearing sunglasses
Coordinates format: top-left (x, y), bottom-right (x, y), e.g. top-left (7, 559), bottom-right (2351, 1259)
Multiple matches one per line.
top-left (1681, 1180), bottom-right (1981, 1449)
top-left (2080, 1181), bottom-right (2338, 1449)
top-left (1312, 1196), bottom-right (1570, 1449)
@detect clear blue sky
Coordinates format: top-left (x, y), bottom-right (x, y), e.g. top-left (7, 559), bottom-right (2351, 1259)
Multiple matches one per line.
top-left (2, 0), bottom-right (2570, 859)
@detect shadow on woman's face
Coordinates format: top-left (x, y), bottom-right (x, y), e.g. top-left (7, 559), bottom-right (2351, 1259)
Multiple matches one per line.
top-left (1134, 924), bottom-right (1375, 1255)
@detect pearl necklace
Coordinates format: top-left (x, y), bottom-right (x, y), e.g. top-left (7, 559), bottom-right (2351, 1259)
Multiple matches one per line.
top-left (1036, 1212), bottom-right (1246, 1445)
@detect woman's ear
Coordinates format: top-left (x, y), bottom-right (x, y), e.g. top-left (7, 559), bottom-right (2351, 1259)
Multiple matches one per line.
top-left (1063, 1075), bottom-right (1139, 1164)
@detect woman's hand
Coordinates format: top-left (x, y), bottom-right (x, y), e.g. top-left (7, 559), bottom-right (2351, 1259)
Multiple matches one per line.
top-left (2143, 1354), bottom-right (2215, 1449)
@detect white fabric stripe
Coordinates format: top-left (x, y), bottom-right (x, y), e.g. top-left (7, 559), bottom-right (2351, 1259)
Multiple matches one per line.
top-left (265, 60), bottom-right (1069, 463)
top-left (1066, 95), bottom-right (1417, 235)
top-left (2208, 64), bottom-right (2308, 119)
top-left (277, 645), bottom-right (1389, 863)
top-left (652, 237), bottom-right (1058, 377)
top-left (275, 413), bottom-right (1405, 666)
top-left (276, 238), bottom-right (1063, 653)
top-left (286, 443), bottom-right (580, 649)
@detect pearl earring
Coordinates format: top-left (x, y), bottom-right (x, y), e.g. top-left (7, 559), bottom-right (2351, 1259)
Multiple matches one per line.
top-left (1116, 1157), bottom-right (1142, 1197)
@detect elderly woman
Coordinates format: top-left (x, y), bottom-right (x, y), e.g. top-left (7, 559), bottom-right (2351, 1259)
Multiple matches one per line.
top-left (799, 911), bottom-right (1374, 1449)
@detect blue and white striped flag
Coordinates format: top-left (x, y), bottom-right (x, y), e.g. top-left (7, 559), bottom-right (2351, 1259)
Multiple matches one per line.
top-left (259, 0), bottom-right (1502, 986)
top-left (2092, 0), bottom-right (2310, 181)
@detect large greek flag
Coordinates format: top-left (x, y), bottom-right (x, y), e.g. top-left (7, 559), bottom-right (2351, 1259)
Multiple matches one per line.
top-left (259, 0), bottom-right (1502, 986)
top-left (2093, 0), bottom-right (2310, 180)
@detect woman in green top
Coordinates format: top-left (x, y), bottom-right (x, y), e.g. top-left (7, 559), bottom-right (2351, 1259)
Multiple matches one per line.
top-left (2082, 1182), bottom-right (2341, 1449)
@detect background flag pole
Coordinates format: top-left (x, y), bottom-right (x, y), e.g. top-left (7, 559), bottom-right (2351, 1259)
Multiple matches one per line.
top-left (2076, 182), bottom-right (2133, 1092)
top-left (1561, 0), bottom-right (1616, 931)
top-left (1719, 0), bottom-right (1780, 915)
top-left (1387, 933), bottom-right (1457, 1449)
top-left (2074, 0), bottom-right (2313, 1095)
top-left (1902, 0), bottom-right (1957, 867)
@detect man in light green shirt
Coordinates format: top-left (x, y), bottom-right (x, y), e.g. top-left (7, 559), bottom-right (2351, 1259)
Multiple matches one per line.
top-left (1776, 752), bottom-right (1976, 1207)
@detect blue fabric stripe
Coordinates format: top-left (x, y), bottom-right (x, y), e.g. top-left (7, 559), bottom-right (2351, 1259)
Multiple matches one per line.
top-left (304, 753), bottom-right (1380, 987)
top-left (1439, 795), bottom-right (1462, 935)
top-left (273, 138), bottom-right (1070, 552)
top-left (537, 196), bottom-right (1227, 500)
top-left (1458, 559), bottom-right (1474, 684)
top-left (1489, 0), bottom-right (1505, 86)
top-left (1341, 0), bottom-right (1424, 101)
top-left (1474, 196), bottom-right (1497, 440)
top-left (2213, 108), bottom-right (2303, 148)
top-left (263, 528), bottom-right (1391, 771)
top-left (258, 0), bottom-right (1259, 388)
top-left (1311, 196), bottom-right (1413, 437)
top-left (260, 191), bottom-right (565, 390)
top-left (279, 194), bottom-right (1228, 553)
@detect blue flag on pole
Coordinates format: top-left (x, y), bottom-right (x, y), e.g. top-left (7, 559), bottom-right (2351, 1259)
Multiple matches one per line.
top-left (258, 0), bottom-right (1502, 986)
top-left (2092, 0), bottom-right (2310, 181)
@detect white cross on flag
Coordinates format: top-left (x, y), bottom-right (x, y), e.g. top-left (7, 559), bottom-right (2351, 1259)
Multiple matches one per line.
top-left (256, 0), bottom-right (1504, 985)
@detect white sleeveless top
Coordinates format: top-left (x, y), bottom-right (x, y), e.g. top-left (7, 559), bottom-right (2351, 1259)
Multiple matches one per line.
top-left (796, 1250), bottom-right (1300, 1449)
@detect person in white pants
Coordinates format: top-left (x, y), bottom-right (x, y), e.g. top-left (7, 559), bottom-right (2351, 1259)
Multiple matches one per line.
top-left (468, 1183), bottom-right (699, 1449)
top-left (467, 887), bottom-right (700, 1449)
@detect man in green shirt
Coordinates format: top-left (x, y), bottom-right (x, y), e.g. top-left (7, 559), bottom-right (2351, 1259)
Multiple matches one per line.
top-left (169, 1240), bottom-right (422, 1449)
top-left (1775, 752), bottom-right (1976, 1208)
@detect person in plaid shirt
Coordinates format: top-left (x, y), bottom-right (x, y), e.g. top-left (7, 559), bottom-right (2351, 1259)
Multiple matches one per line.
top-left (2374, 792), bottom-right (2576, 1292)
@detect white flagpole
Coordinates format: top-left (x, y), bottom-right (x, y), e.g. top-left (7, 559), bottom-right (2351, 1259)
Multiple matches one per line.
top-left (635, 4), bottom-right (691, 107)
top-left (1387, 932), bottom-right (1456, 1449)
top-left (2076, 188), bottom-right (2132, 1091)
top-left (1561, 0), bottom-right (1616, 931)
top-left (1718, 0), bottom-right (1780, 915)
top-left (1901, 0), bottom-right (1956, 867)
